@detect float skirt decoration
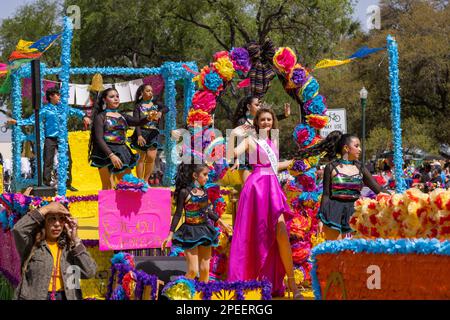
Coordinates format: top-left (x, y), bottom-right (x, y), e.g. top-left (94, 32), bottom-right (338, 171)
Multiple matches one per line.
top-left (311, 238), bottom-right (450, 300)
top-left (162, 276), bottom-right (272, 300)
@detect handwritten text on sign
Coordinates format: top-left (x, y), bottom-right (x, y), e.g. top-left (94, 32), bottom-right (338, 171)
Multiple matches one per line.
top-left (98, 188), bottom-right (171, 251)
top-left (319, 108), bottom-right (347, 138)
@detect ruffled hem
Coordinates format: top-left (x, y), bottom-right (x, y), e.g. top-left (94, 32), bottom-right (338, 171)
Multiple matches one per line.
top-left (130, 128), bottom-right (160, 151)
top-left (172, 223), bottom-right (220, 250)
top-left (317, 211), bottom-right (354, 234)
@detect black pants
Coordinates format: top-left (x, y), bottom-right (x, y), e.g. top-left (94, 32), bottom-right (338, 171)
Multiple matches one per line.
top-left (43, 137), bottom-right (73, 187)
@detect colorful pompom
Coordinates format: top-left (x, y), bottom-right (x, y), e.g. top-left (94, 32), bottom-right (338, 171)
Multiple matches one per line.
top-left (273, 47), bottom-right (297, 74)
top-left (306, 114), bottom-right (329, 129)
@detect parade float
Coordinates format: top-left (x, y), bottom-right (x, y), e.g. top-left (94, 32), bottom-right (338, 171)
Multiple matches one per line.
top-left (1, 15), bottom-right (447, 301)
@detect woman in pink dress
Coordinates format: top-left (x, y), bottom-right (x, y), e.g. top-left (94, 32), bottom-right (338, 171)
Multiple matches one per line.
top-left (227, 108), bottom-right (302, 299)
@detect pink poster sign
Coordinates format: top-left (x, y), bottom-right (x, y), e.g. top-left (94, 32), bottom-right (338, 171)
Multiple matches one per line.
top-left (98, 188), bottom-right (171, 251)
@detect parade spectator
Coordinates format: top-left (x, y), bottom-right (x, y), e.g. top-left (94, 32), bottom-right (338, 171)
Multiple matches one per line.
top-left (420, 163), bottom-right (432, 183)
top-left (12, 201), bottom-right (97, 300)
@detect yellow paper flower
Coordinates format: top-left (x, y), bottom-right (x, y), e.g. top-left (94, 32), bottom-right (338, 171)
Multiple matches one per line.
top-left (213, 57), bottom-right (235, 81)
top-left (164, 282), bottom-right (194, 300)
top-left (311, 232), bottom-right (325, 247)
top-left (192, 74), bottom-right (204, 90)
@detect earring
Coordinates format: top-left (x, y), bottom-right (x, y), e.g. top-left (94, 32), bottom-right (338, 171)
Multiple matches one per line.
top-left (193, 180), bottom-right (201, 188)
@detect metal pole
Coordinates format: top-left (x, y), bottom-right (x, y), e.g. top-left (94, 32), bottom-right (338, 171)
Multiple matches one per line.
top-left (31, 59), bottom-right (42, 186)
top-left (361, 97), bottom-right (366, 167)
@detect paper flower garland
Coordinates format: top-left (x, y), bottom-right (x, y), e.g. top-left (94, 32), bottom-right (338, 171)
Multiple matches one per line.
top-left (162, 276), bottom-right (272, 300)
top-left (107, 252), bottom-right (158, 300)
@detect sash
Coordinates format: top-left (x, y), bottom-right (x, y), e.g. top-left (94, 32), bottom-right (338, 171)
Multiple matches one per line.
top-left (254, 137), bottom-right (278, 175)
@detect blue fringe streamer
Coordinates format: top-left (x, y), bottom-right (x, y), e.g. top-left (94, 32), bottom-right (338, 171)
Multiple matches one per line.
top-left (387, 35), bottom-right (407, 193)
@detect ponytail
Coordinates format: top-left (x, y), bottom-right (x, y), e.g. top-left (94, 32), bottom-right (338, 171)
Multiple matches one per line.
top-left (296, 130), bottom-right (357, 161)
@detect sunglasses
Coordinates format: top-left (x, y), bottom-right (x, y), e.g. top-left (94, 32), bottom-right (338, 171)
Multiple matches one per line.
top-left (45, 215), bottom-right (68, 224)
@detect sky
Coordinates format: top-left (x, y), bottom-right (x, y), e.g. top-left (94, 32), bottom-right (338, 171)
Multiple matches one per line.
top-left (0, 0), bottom-right (380, 28)
top-left (0, 0), bottom-right (380, 144)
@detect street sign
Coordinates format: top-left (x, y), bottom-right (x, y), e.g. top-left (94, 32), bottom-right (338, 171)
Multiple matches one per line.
top-left (320, 108), bottom-right (347, 138)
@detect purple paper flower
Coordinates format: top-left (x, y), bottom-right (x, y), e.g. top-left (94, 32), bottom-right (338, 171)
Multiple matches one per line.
top-left (292, 160), bottom-right (309, 172)
top-left (291, 67), bottom-right (307, 86)
top-left (230, 47), bottom-right (251, 73)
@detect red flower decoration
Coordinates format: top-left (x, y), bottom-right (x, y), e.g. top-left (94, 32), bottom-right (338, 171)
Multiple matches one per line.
top-left (214, 51), bottom-right (229, 61)
top-left (192, 90), bottom-right (217, 113)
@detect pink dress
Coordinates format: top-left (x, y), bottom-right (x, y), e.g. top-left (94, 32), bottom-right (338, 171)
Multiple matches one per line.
top-left (228, 139), bottom-right (292, 296)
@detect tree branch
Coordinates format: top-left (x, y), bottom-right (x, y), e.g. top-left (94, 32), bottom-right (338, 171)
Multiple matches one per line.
top-left (256, 0), bottom-right (265, 38)
top-left (216, 95), bottom-right (233, 120)
top-left (173, 12), bottom-right (229, 50)
top-left (260, 0), bottom-right (288, 42)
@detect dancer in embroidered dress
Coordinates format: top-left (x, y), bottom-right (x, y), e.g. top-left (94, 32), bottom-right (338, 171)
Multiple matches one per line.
top-left (129, 84), bottom-right (168, 183)
top-left (162, 164), bottom-right (232, 283)
top-left (88, 88), bottom-right (155, 189)
top-left (298, 131), bottom-right (388, 240)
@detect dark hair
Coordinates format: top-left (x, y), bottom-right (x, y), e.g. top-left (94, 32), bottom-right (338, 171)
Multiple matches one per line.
top-left (253, 108), bottom-right (279, 134)
top-left (174, 163), bottom-right (209, 200)
top-left (46, 87), bottom-right (60, 102)
top-left (88, 88), bottom-right (118, 161)
top-left (134, 84), bottom-right (153, 104)
top-left (297, 131), bottom-right (358, 161)
top-left (36, 215), bottom-right (70, 249)
top-left (233, 95), bottom-right (258, 127)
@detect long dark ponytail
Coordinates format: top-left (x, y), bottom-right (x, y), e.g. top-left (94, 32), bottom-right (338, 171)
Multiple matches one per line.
top-left (88, 88), bottom-right (118, 161)
top-left (296, 130), bottom-right (358, 161)
top-left (233, 95), bottom-right (258, 127)
top-left (174, 163), bottom-right (209, 200)
top-left (134, 84), bottom-right (152, 105)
